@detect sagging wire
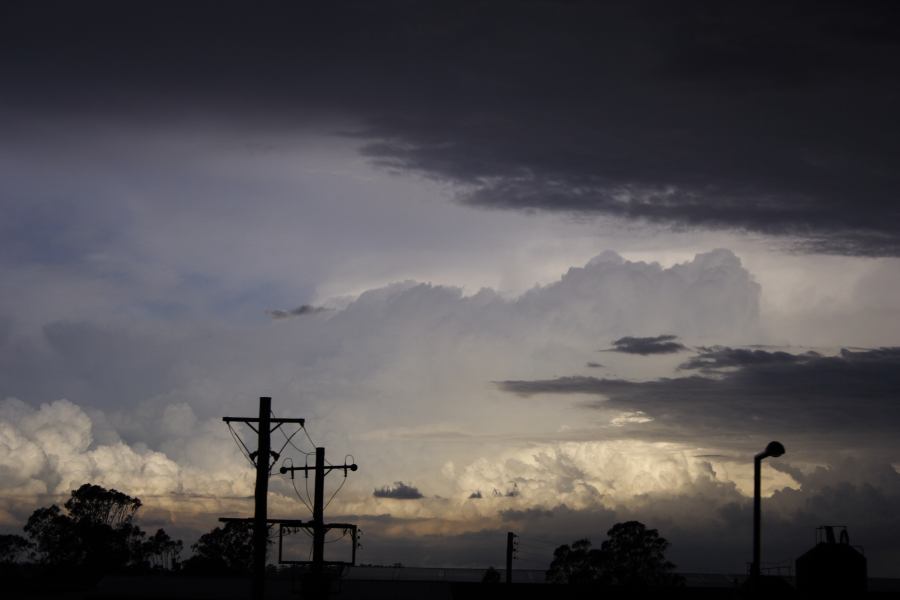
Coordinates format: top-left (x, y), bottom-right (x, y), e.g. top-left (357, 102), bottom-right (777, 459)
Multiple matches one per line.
top-left (299, 420), bottom-right (332, 466)
top-left (323, 529), bottom-right (350, 544)
top-left (281, 457), bottom-right (313, 514)
top-left (274, 424), bottom-right (306, 459)
top-left (270, 410), bottom-right (351, 511)
top-left (301, 420), bottom-right (317, 450)
top-left (304, 454), bottom-right (314, 508)
top-left (271, 408), bottom-right (315, 456)
top-left (227, 422), bottom-right (257, 468)
top-left (323, 454), bottom-right (354, 510)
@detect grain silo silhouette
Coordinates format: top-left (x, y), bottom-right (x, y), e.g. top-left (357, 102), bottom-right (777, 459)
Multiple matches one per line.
top-left (795, 525), bottom-right (867, 595)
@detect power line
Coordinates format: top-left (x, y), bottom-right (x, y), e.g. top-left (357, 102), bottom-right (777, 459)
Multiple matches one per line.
top-left (304, 455), bottom-right (314, 508)
top-left (298, 420), bottom-right (333, 466)
top-left (227, 422), bottom-right (257, 468)
top-left (324, 529), bottom-right (350, 544)
top-left (272, 408), bottom-right (315, 456)
top-left (324, 454), bottom-right (355, 510)
top-left (274, 424), bottom-right (306, 458)
top-left (281, 457), bottom-right (313, 514)
top-left (324, 477), bottom-right (347, 511)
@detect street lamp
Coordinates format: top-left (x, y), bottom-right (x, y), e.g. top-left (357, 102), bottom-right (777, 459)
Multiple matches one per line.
top-left (752, 441), bottom-right (785, 579)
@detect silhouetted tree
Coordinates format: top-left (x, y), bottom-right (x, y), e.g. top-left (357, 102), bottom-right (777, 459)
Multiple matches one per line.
top-left (546, 522), bottom-right (682, 588)
top-left (24, 505), bottom-right (82, 566)
top-left (64, 484), bottom-right (142, 527)
top-left (601, 521), bottom-right (682, 588)
top-left (182, 521), bottom-right (255, 574)
top-left (141, 528), bottom-right (183, 571)
top-left (0, 534), bottom-right (32, 564)
top-left (546, 538), bottom-right (608, 584)
top-left (22, 483), bottom-right (180, 574)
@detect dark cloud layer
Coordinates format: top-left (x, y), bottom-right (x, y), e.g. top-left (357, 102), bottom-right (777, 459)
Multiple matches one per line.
top-left (610, 335), bottom-right (686, 355)
top-left (501, 347), bottom-right (900, 453)
top-left (678, 346), bottom-right (818, 371)
top-left (373, 481), bottom-right (424, 500)
top-left (265, 305), bottom-right (329, 320)
top-left (3, 1), bottom-right (900, 254)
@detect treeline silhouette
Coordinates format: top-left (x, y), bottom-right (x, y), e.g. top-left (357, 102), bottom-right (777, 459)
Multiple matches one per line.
top-left (0, 483), bottom-right (258, 584)
top-left (2, 483), bottom-right (686, 596)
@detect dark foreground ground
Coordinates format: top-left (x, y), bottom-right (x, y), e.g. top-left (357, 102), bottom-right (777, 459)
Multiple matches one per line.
top-left (4, 569), bottom-right (900, 600)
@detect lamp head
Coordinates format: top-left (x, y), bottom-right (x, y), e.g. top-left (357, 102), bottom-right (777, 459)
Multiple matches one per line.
top-left (763, 441), bottom-right (785, 458)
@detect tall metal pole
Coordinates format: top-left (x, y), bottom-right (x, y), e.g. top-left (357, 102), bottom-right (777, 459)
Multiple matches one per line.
top-left (253, 397), bottom-right (271, 600)
top-left (313, 446), bottom-right (326, 570)
top-left (752, 454), bottom-right (762, 579)
top-left (751, 441), bottom-right (784, 582)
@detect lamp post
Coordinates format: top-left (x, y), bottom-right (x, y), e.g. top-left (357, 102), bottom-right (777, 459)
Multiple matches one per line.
top-left (752, 441), bottom-right (785, 580)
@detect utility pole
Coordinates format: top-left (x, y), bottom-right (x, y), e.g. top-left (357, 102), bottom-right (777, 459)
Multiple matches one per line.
top-left (506, 531), bottom-right (517, 584)
top-left (313, 447), bottom-right (326, 568)
top-left (280, 447), bottom-right (357, 573)
top-left (252, 397), bottom-right (270, 597)
top-left (222, 397), bottom-right (305, 600)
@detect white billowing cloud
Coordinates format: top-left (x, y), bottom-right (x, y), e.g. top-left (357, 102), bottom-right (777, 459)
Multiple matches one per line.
top-left (0, 398), bottom-right (176, 496)
top-left (454, 441), bottom-right (799, 513)
top-left (0, 397), bottom-right (262, 529)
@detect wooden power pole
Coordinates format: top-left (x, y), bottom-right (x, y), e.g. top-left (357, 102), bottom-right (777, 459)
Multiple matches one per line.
top-left (222, 397), bottom-right (305, 600)
top-left (506, 531), bottom-right (517, 584)
top-left (280, 447), bottom-right (357, 573)
top-left (313, 447), bottom-right (326, 568)
top-left (252, 397), bottom-right (270, 598)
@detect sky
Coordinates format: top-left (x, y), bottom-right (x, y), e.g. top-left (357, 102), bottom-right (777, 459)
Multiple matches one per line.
top-left (2, 0), bottom-right (900, 576)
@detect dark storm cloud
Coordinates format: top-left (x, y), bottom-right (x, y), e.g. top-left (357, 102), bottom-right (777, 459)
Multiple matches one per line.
top-left (678, 346), bottom-right (818, 371)
top-left (501, 347), bottom-right (900, 450)
top-left (373, 481), bottom-right (424, 500)
top-left (3, 2), bottom-right (900, 254)
top-left (265, 305), bottom-right (330, 320)
top-left (609, 335), bottom-right (686, 355)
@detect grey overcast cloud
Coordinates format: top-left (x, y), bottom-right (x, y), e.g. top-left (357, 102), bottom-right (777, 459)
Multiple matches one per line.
top-left (2, 0), bottom-right (900, 576)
